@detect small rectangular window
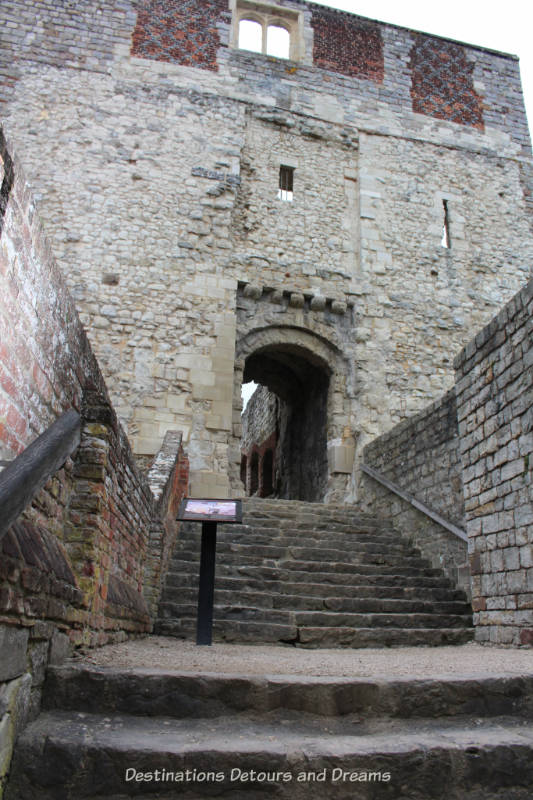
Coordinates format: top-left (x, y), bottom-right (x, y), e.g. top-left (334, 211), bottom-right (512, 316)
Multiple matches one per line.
top-left (278, 165), bottom-right (294, 202)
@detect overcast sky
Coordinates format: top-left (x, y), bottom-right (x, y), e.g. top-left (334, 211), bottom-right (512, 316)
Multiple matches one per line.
top-left (310, 0), bottom-right (532, 134)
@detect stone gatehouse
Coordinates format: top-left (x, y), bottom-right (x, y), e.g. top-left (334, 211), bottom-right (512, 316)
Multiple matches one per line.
top-left (0, 0), bottom-right (532, 503)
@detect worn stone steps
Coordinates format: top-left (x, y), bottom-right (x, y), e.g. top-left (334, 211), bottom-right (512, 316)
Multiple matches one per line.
top-left (40, 665), bottom-right (533, 720)
top-left (159, 601), bottom-right (472, 631)
top-left (176, 533), bottom-right (419, 556)
top-left (8, 665), bottom-right (533, 798)
top-left (165, 565), bottom-right (457, 593)
top-left (173, 548), bottom-right (431, 572)
top-left (9, 710), bottom-right (533, 799)
top-left (160, 586), bottom-right (471, 615)
top-left (156, 618), bottom-right (473, 647)
top-left (164, 572), bottom-right (463, 598)
top-left (170, 556), bottom-right (443, 580)
top-left (156, 499), bottom-right (472, 647)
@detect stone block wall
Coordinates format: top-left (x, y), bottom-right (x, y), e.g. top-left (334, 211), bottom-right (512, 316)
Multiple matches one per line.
top-left (455, 279), bottom-right (533, 646)
top-left (310, 7), bottom-right (384, 82)
top-left (241, 385), bottom-right (278, 496)
top-left (361, 391), bottom-right (469, 593)
top-left (0, 127), bottom-right (188, 795)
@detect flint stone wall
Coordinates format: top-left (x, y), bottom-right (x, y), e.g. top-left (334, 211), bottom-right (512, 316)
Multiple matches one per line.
top-left (0, 1), bottom-right (532, 499)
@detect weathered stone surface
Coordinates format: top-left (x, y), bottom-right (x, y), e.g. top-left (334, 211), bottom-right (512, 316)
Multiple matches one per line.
top-left (7, 665), bottom-right (533, 799)
top-left (0, 628), bottom-right (28, 683)
top-left (42, 665), bottom-right (533, 720)
top-left (156, 498), bottom-right (472, 647)
top-left (455, 279), bottom-right (533, 646)
top-left (1, 0), bottom-right (532, 499)
top-left (48, 632), bottom-right (70, 667)
top-left (360, 389), bottom-right (469, 594)
top-left (0, 673), bottom-right (31, 794)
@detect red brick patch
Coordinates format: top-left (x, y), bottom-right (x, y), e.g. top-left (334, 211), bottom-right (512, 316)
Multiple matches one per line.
top-left (311, 8), bottom-right (383, 83)
top-left (409, 35), bottom-right (484, 129)
top-left (131, 0), bottom-right (227, 72)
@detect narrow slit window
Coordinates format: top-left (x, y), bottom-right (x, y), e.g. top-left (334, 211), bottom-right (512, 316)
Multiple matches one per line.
top-left (441, 199), bottom-right (451, 248)
top-left (278, 165), bottom-right (294, 202)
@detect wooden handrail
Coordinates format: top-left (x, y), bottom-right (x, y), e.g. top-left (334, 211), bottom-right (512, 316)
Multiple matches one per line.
top-left (361, 463), bottom-right (468, 542)
top-left (0, 409), bottom-right (81, 540)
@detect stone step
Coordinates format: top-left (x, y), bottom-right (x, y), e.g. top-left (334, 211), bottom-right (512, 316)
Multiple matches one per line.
top-left (173, 546), bottom-right (431, 571)
top-left (158, 500), bottom-right (472, 649)
top-left (156, 617), bottom-right (474, 647)
top-left (159, 586), bottom-right (471, 615)
top-left (163, 573), bottom-right (465, 600)
top-left (42, 665), bottom-right (533, 720)
top-left (177, 530), bottom-right (418, 554)
top-left (236, 519), bottom-right (397, 536)
top-left (9, 708), bottom-right (533, 799)
top-left (169, 557), bottom-right (444, 580)
top-left (296, 626), bottom-right (475, 648)
top-left (165, 565), bottom-right (455, 590)
top-left (157, 602), bottom-right (471, 630)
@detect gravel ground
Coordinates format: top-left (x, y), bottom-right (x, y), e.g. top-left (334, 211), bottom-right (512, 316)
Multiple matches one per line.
top-left (79, 636), bottom-right (533, 678)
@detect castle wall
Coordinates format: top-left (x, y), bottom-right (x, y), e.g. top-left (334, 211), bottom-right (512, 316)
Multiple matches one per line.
top-left (0, 128), bottom-right (187, 792)
top-left (455, 279), bottom-right (533, 646)
top-left (1, 0), bottom-right (532, 498)
top-left (241, 384), bottom-right (278, 496)
top-left (361, 390), bottom-right (468, 593)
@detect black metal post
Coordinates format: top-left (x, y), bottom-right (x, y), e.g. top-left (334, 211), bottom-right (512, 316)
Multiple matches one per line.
top-left (196, 521), bottom-right (218, 645)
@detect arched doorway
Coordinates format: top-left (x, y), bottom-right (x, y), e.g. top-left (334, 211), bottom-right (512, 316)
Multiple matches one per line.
top-left (242, 344), bottom-right (329, 501)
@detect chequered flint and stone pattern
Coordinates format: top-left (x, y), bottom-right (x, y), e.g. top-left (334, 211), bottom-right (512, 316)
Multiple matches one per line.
top-left (131, 0), bottom-right (229, 71)
top-left (409, 35), bottom-right (484, 129)
top-left (310, 7), bottom-right (384, 82)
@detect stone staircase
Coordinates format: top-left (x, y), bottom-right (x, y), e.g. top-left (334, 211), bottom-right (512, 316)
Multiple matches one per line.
top-left (7, 662), bottom-right (533, 798)
top-left (156, 498), bottom-right (473, 647)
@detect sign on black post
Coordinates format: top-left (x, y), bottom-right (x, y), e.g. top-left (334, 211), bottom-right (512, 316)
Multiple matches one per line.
top-left (177, 498), bottom-right (242, 646)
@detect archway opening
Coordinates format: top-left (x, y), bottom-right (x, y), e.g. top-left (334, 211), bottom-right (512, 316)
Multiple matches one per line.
top-left (240, 344), bottom-right (330, 502)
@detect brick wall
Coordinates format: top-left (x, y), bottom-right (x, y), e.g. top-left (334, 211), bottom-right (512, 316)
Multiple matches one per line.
top-left (361, 391), bottom-right (469, 593)
top-left (455, 279), bottom-right (533, 646)
top-left (310, 7), bottom-right (384, 82)
top-left (0, 127), bottom-right (188, 795)
top-left (132, 0), bottom-right (229, 71)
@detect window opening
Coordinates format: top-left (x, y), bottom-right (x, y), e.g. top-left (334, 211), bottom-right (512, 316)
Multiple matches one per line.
top-left (238, 18), bottom-right (262, 53)
top-left (278, 165), bottom-right (294, 202)
top-left (267, 24), bottom-right (290, 59)
top-left (441, 199), bottom-right (451, 248)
